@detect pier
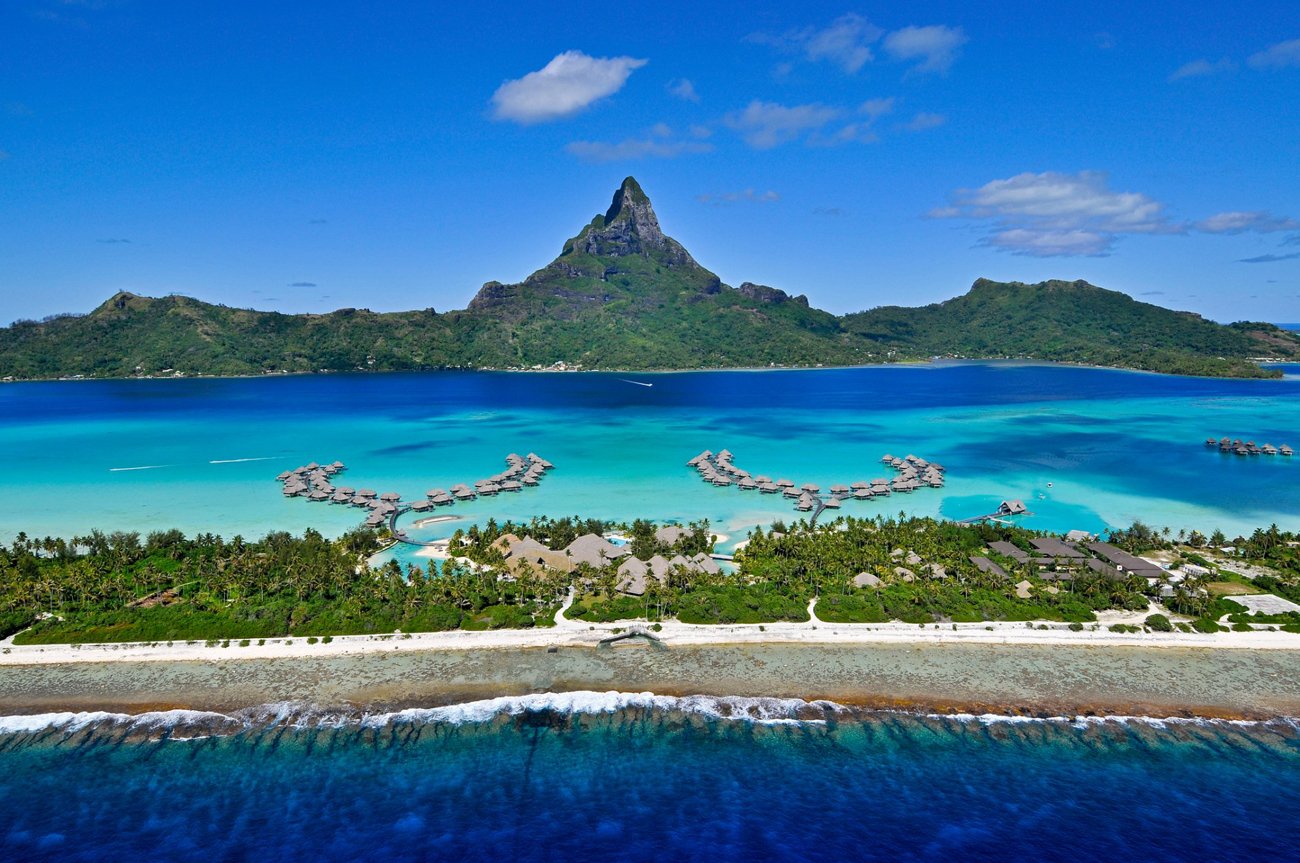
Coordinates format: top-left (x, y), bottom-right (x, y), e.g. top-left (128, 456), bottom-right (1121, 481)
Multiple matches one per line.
top-left (686, 448), bottom-right (946, 523)
top-left (958, 499), bottom-right (1034, 524)
top-left (276, 452), bottom-right (556, 544)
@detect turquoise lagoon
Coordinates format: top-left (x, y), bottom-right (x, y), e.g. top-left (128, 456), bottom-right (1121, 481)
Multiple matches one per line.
top-left (2, 362), bottom-right (1298, 566)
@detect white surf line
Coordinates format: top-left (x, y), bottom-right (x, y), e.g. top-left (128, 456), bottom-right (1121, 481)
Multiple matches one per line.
top-left (620, 379), bottom-right (654, 387)
top-left (209, 457), bottom-right (277, 464)
top-left (108, 465), bottom-right (171, 472)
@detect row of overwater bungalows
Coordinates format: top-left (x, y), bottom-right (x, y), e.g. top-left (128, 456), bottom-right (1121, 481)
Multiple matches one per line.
top-left (278, 453), bottom-right (556, 529)
top-left (1205, 437), bottom-right (1293, 457)
top-left (686, 449), bottom-right (946, 514)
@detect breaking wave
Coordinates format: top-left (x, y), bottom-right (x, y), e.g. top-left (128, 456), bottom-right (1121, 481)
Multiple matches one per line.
top-left (2, 694), bottom-right (1297, 740)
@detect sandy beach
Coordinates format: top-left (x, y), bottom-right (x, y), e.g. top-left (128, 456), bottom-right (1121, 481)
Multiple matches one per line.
top-left (4, 596), bottom-right (1299, 668)
top-left (4, 600), bottom-right (1300, 719)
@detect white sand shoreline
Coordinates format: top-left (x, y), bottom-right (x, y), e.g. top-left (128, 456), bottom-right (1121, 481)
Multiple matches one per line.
top-left (3, 607), bottom-right (1298, 667)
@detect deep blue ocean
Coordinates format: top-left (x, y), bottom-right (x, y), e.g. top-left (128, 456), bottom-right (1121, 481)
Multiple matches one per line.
top-left (2, 698), bottom-right (1298, 862)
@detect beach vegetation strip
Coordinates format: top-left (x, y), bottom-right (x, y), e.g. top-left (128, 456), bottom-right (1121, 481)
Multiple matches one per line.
top-left (3, 516), bottom-right (1300, 646)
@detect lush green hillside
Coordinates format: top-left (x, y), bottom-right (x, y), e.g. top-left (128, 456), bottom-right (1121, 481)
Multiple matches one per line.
top-left (0, 178), bottom-right (1295, 380)
top-left (842, 278), bottom-right (1299, 378)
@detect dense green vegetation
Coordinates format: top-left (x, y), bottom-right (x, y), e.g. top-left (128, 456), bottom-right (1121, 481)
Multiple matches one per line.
top-left (841, 278), bottom-right (1297, 379)
top-left (2, 529), bottom-right (560, 644)
top-left (5, 513), bottom-right (1299, 644)
top-left (457, 515), bottom-right (1156, 626)
top-left (3, 179), bottom-right (1296, 380)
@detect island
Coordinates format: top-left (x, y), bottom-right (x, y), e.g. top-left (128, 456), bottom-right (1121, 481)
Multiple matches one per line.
top-left (2, 178), bottom-right (1296, 381)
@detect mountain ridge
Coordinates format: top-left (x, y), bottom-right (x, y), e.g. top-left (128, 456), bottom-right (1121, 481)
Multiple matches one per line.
top-left (2, 178), bottom-right (1297, 380)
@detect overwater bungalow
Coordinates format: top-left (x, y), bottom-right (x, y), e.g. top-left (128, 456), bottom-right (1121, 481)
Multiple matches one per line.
top-left (795, 497), bottom-right (814, 512)
top-left (759, 482), bottom-right (780, 494)
top-left (409, 500), bottom-right (432, 512)
top-left (380, 492), bottom-right (401, 502)
top-left (739, 477), bottom-right (758, 490)
top-left (754, 475), bottom-right (772, 484)
top-left (350, 496), bottom-right (370, 507)
top-left (776, 479), bottom-right (794, 488)
top-left (998, 499), bottom-right (1028, 515)
top-left (853, 489), bottom-right (873, 499)
top-left (330, 492), bottom-right (349, 504)
top-left (501, 480), bottom-right (522, 492)
top-left (881, 454), bottom-right (894, 463)
top-left (1282, 445), bottom-right (1294, 456)
top-left (830, 483), bottom-right (849, 494)
top-left (800, 482), bottom-right (820, 492)
top-left (782, 486), bottom-right (802, 498)
top-left (823, 497), bottom-right (841, 509)
top-left (357, 489), bottom-right (377, 498)
top-left (454, 488), bottom-right (476, 500)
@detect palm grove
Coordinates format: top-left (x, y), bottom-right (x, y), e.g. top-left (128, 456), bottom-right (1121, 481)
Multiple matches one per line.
top-left (5, 515), bottom-right (1298, 645)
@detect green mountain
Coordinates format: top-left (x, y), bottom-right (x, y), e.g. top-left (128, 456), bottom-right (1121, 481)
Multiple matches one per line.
top-left (1, 177), bottom-right (1296, 380)
top-left (842, 278), bottom-right (1298, 378)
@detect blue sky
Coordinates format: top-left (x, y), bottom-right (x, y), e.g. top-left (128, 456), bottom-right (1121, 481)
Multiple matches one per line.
top-left (2, 0), bottom-right (1298, 323)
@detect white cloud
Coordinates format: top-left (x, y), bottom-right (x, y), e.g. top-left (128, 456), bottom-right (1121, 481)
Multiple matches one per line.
top-left (859, 97), bottom-right (895, 118)
top-left (1195, 211), bottom-right (1300, 234)
top-left (667, 78), bottom-right (700, 102)
top-left (1247, 38), bottom-right (1300, 70)
top-left (984, 228), bottom-right (1112, 257)
top-left (901, 111), bottom-right (946, 132)
top-left (565, 126), bottom-right (713, 162)
top-left (937, 170), bottom-right (1172, 257)
top-left (883, 25), bottom-right (967, 73)
top-left (954, 171), bottom-right (1166, 231)
top-left (751, 13), bottom-right (883, 74)
top-left (491, 51), bottom-right (647, 124)
top-left (799, 13), bottom-right (882, 73)
top-left (1169, 58), bottom-right (1236, 81)
top-left (724, 100), bottom-right (841, 149)
top-left (697, 189), bottom-right (781, 205)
